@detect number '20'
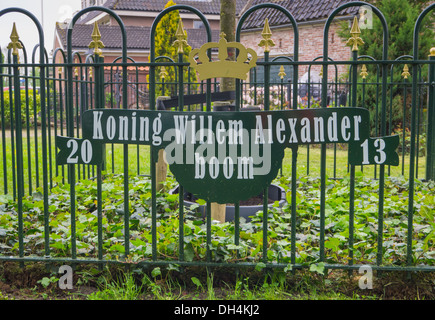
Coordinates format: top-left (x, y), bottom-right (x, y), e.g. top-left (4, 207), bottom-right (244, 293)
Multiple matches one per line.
top-left (66, 139), bottom-right (93, 164)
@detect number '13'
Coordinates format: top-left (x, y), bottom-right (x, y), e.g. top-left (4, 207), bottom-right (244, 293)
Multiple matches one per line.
top-left (360, 138), bottom-right (386, 165)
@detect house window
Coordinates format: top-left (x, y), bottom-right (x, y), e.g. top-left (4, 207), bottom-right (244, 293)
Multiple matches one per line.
top-left (193, 20), bottom-right (205, 29)
top-left (250, 56), bottom-right (294, 85)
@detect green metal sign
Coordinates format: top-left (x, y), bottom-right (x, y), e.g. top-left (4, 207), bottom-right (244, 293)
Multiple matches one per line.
top-left (56, 136), bottom-right (103, 165)
top-left (56, 107), bottom-right (398, 203)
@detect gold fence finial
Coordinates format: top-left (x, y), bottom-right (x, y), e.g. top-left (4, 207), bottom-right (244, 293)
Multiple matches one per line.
top-left (346, 16), bottom-right (364, 52)
top-left (159, 66), bottom-right (168, 79)
top-left (401, 64), bottom-right (410, 79)
top-left (88, 22), bottom-right (105, 57)
top-left (430, 47), bottom-right (435, 56)
top-left (173, 19), bottom-right (189, 54)
top-left (258, 18), bottom-right (275, 53)
top-left (360, 64), bottom-right (368, 79)
top-left (7, 23), bottom-right (23, 56)
top-left (278, 65), bottom-right (286, 79)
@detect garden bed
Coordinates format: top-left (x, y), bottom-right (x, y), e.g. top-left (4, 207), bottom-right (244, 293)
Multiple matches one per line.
top-left (0, 173), bottom-right (434, 268)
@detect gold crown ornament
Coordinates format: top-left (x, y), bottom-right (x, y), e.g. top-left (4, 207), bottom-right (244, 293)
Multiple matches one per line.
top-left (188, 32), bottom-right (257, 81)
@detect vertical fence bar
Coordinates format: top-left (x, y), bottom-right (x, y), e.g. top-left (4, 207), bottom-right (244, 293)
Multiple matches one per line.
top-left (31, 57), bottom-right (39, 189)
top-left (206, 70), bottom-right (212, 264)
top-left (121, 55), bottom-right (131, 259)
top-left (377, 64), bottom-right (389, 268)
top-left (348, 49), bottom-right (358, 269)
top-left (52, 63), bottom-right (59, 178)
top-left (206, 75), bottom-right (211, 262)
top-left (67, 58), bottom-right (77, 261)
top-left (37, 22), bottom-right (50, 262)
top-left (401, 68), bottom-right (409, 176)
top-left (22, 49), bottom-right (32, 196)
top-left (97, 165), bottom-right (103, 266)
top-left (426, 49), bottom-right (435, 180)
top-left (0, 53), bottom-right (7, 194)
top-left (415, 68), bottom-right (422, 179)
top-left (260, 20), bottom-right (272, 265)
top-left (12, 50), bottom-right (24, 260)
top-left (150, 46), bottom-right (157, 263)
top-left (46, 55), bottom-right (53, 189)
top-left (290, 63), bottom-right (299, 268)
top-left (74, 67), bottom-right (80, 180)
top-left (58, 67), bottom-right (65, 183)
top-left (177, 49), bottom-right (184, 263)
top-left (7, 56), bottom-right (16, 199)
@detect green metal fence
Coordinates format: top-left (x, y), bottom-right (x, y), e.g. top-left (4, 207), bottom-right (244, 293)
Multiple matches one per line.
top-left (0, 2), bottom-right (434, 273)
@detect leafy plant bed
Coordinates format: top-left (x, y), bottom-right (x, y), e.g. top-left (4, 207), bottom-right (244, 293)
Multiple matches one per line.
top-left (0, 173), bottom-right (434, 269)
top-left (169, 184), bottom-right (286, 222)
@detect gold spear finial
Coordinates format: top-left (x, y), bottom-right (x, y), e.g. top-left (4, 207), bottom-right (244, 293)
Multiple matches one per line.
top-left (278, 65), bottom-right (286, 79)
top-left (346, 16), bottom-right (364, 52)
top-left (88, 22), bottom-right (105, 57)
top-left (401, 64), bottom-right (410, 79)
top-left (7, 23), bottom-right (23, 56)
top-left (258, 18), bottom-right (275, 53)
top-left (159, 66), bottom-right (168, 79)
top-left (173, 19), bottom-right (189, 54)
top-left (360, 64), bottom-right (368, 79)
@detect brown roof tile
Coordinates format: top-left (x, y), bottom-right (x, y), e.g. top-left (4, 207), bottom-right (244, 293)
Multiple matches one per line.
top-left (56, 22), bottom-right (220, 52)
top-left (240, 0), bottom-right (358, 29)
top-left (108, 0), bottom-right (248, 15)
top-left (77, 0), bottom-right (248, 24)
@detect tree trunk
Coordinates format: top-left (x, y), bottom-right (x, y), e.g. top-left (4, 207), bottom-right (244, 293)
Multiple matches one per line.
top-left (209, 0), bottom-right (237, 223)
top-left (220, 0), bottom-right (236, 93)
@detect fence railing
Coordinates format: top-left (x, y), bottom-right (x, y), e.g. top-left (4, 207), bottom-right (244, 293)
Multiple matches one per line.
top-left (0, 2), bottom-right (434, 273)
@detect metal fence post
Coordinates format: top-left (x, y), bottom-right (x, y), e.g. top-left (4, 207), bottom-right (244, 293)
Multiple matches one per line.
top-left (426, 48), bottom-right (435, 180)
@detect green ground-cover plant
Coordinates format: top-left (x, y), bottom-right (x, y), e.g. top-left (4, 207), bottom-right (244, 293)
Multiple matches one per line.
top-left (0, 171), bottom-right (434, 269)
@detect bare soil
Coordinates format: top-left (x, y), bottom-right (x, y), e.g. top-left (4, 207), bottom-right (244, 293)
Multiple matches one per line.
top-left (1, 262), bottom-right (435, 300)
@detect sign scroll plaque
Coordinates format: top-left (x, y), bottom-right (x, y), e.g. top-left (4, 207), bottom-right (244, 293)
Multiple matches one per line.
top-left (57, 107), bottom-right (399, 204)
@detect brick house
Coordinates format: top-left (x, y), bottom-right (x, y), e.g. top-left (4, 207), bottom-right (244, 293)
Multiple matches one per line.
top-left (240, 0), bottom-right (357, 80)
top-left (53, 0), bottom-right (248, 64)
top-left (52, 0), bottom-right (358, 105)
